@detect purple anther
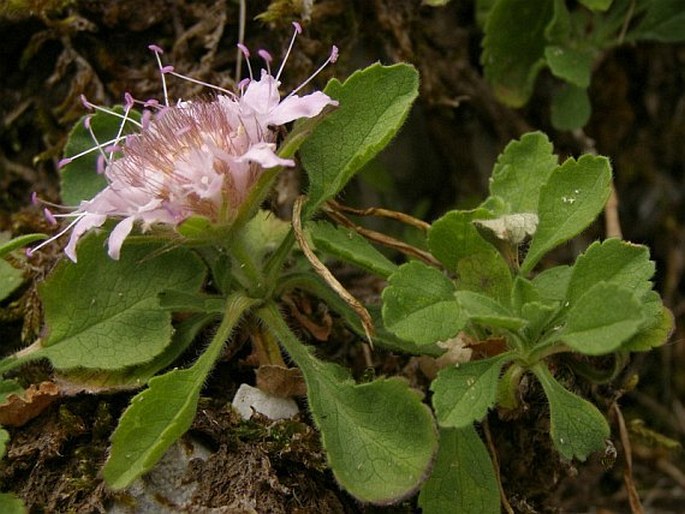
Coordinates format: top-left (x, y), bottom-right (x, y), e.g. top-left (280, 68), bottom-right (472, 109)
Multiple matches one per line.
top-left (330, 45), bottom-right (339, 64)
top-left (238, 78), bottom-right (251, 90)
top-left (43, 208), bottom-right (58, 225)
top-left (124, 92), bottom-right (135, 108)
top-left (237, 43), bottom-right (250, 58)
top-left (31, 191), bottom-right (39, 206)
top-left (25, 248), bottom-right (34, 258)
top-left (96, 154), bottom-right (106, 174)
top-left (258, 49), bottom-right (273, 63)
top-left (57, 157), bottom-right (73, 169)
top-left (83, 115), bottom-right (92, 129)
top-left (148, 44), bottom-right (164, 54)
top-left (292, 21), bottom-right (303, 34)
top-left (144, 98), bottom-right (160, 108)
top-left (80, 94), bottom-right (92, 109)
top-left (161, 65), bottom-right (175, 74)
top-left (106, 145), bottom-right (122, 154)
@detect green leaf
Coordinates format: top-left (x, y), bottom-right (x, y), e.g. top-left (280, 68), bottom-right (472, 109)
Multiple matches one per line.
top-left (489, 132), bottom-right (558, 213)
top-left (309, 221), bottom-right (398, 278)
top-left (578, 0), bottom-right (613, 11)
top-left (0, 259), bottom-right (23, 303)
top-left (456, 253), bottom-right (513, 304)
top-left (432, 355), bottom-right (510, 428)
top-left (566, 239), bottom-right (655, 305)
top-left (300, 63), bottom-right (419, 213)
top-left (622, 303), bottom-right (674, 352)
top-left (545, 46), bottom-right (594, 88)
top-left (521, 155), bottom-right (612, 273)
top-left (428, 210), bottom-right (496, 270)
top-left (382, 261), bottom-right (465, 345)
top-left (428, 210), bottom-right (513, 303)
top-left (56, 313), bottom-right (215, 391)
top-left (0, 493), bottom-right (26, 514)
top-left (0, 233), bottom-right (47, 259)
top-left (0, 427), bottom-right (8, 457)
top-left (0, 380), bottom-right (24, 404)
top-left (629, 0), bottom-right (685, 42)
top-left (37, 235), bottom-right (205, 369)
top-left (533, 364), bottom-right (610, 461)
top-left (482, 0), bottom-right (555, 107)
top-left (60, 107), bottom-right (142, 206)
top-left (551, 84), bottom-right (591, 131)
top-left (418, 426), bottom-right (499, 514)
top-left (103, 294), bottom-right (256, 489)
top-left (562, 282), bottom-right (644, 355)
top-left (455, 291), bottom-right (526, 330)
top-left (260, 303), bottom-right (438, 504)
top-left (532, 265), bottom-right (572, 302)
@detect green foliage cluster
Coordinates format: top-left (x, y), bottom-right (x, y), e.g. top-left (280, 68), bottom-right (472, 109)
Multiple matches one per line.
top-left (476, 0), bottom-right (685, 129)
top-left (0, 20), bottom-right (675, 509)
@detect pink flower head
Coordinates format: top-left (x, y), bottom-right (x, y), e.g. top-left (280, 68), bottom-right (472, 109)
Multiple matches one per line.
top-left (31, 24), bottom-right (338, 262)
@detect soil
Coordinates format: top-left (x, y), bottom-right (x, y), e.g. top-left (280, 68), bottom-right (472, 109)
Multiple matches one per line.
top-left (1, 0), bottom-right (684, 512)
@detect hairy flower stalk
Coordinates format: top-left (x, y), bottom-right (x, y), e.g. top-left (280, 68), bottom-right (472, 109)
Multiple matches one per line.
top-left (30, 23), bottom-right (338, 262)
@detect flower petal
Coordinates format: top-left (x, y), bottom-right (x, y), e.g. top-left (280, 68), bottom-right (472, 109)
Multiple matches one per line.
top-left (238, 142), bottom-right (295, 168)
top-left (267, 92), bottom-right (337, 126)
top-left (107, 216), bottom-right (136, 260)
top-left (64, 213), bottom-right (107, 262)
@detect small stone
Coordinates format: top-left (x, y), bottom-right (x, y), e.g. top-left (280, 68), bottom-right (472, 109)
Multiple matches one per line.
top-left (232, 383), bottom-right (299, 421)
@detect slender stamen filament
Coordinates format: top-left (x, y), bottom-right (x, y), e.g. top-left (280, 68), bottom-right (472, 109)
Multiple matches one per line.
top-left (237, 44), bottom-right (254, 81)
top-left (58, 136), bottom-right (128, 168)
top-left (288, 45), bottom-right (339, 98)
top-left (149, 45), bottom-right (171, 106)
top-left (26, 213), bottom-right (87, 256)
top-left (276, 21), bottom-right (302, 82)
top-left (80, 96), bottom-right (143, 128)
top-left (166, 70), bottom-right (236, 97)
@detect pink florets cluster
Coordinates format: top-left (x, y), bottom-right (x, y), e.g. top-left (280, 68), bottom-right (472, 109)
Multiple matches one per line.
top-left (31, 24), bottom-right (338, 262)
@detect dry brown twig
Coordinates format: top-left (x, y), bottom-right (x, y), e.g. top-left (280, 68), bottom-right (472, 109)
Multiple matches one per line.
top-left (292, 196), bottom-right (375, 361)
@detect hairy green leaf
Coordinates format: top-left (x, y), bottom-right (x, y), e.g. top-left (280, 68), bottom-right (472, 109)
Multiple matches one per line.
top-left (260, 303), bottom-right (438, 504)
top-left (0, 259), bottom-right (23, 303)
top-left (482, 0), bottom-right (555, 107)
top-left (534, 364), bottom-right (609, 460)
top-left (455, 291), bottom-right (526, 330)
top-left (432, 355), bottom-right (509, 428)
top-left (0, 233), bottom-right (47, 259)
top-left (522, 155), bottom-right (612, 273)
top-left (38, 235), bottom-right (205, 369)
top-left (622, 302), bottom-right (674, 352)
top-left (551, 84), bottom-right (591, 130)
top-left (566, 239), bottom-right (654, 305)
top-left (532, 265), bottom-right (572, 302)
top-left (309, 221), bottom-right (397, 278)
top-left (418, 426), bottom-right (499, 514)
top-left (301, 63), bottom-right (419, 213)
top-left (489, 132), bottom-right (558, 213)
top-left (545, 46), bottom-right (594, 88)
top-left (382, 261), bottom-right (465, 345)
top-left (428, 210), bottom-right (495, 269)
top-left (103, 294), bottom-right (255, 489)
top-left (563, 283), bottom-right (643, 355)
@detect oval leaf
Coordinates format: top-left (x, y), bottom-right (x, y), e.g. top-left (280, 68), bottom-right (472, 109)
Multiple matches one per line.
top-left (382, 261), bottom-right (465, 345)
top-left (300, 63), bottom-right (419, 213)
top-left (521, 155), bottom-right (612, 273)
top-left (38, 235), bottom-right (205, 369)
